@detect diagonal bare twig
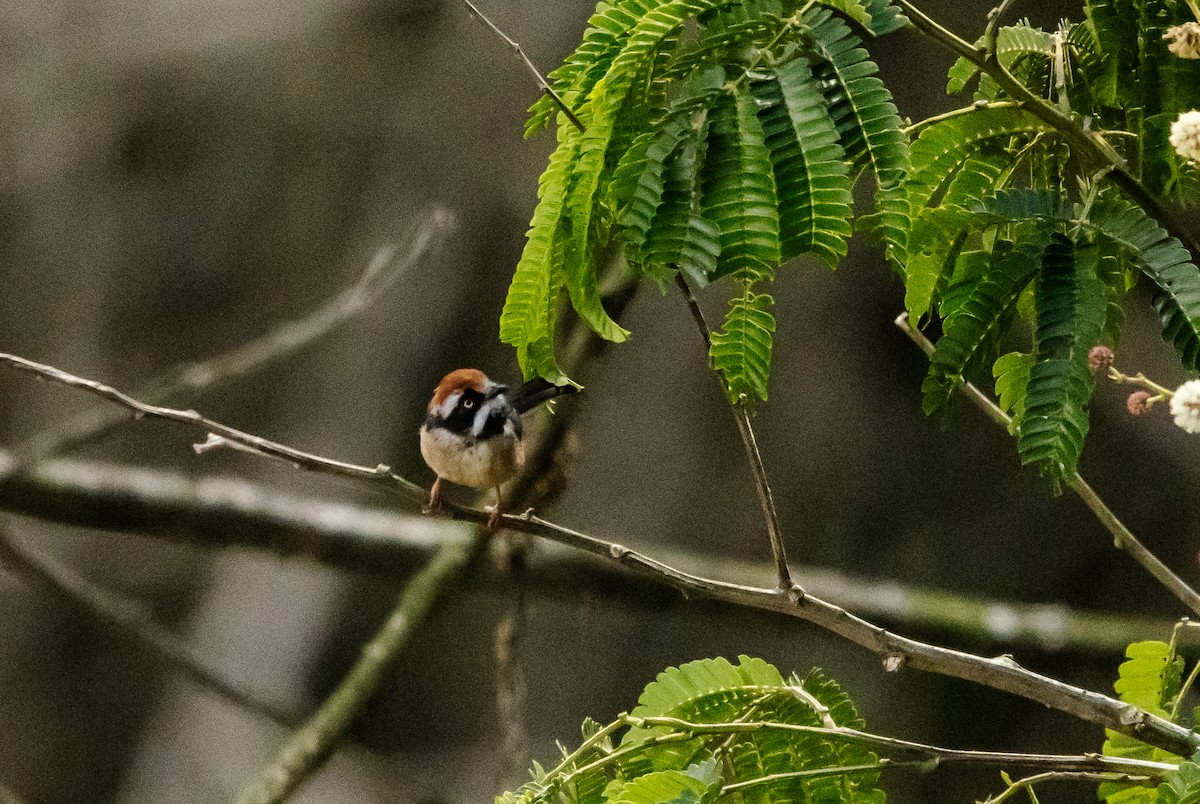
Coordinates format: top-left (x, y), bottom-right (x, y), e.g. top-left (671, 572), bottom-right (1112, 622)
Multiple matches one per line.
top-left (674, 274), bottom-right (796, 593)
top-left (459, 0), bottom-right (586, 133)
top-left (893, 313), bottom-right (1200, 618)
top-left (2, 351), bottom-right (1198, 756)
top-left (10, 206), bottom-right (454, 471)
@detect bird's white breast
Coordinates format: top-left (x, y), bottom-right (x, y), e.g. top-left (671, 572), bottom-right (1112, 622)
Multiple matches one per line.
top-left (419, 424), bottom-right (523, 489)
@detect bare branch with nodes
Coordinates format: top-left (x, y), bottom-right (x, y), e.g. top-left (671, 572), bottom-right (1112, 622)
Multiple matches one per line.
top-left (2, 351), bottom-right (1198, 756)
top-left (893, 314), bottom-right (1200, 618)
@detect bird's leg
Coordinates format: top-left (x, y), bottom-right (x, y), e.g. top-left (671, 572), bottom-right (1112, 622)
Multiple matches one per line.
top-left (424, 477), bottom-right (443, 516)
top-left (487, 484), bottom-right (505, 532)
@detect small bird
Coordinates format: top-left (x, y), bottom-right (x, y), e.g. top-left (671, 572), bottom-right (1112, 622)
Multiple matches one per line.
top-left (420, 369), bottom-right (575, 530)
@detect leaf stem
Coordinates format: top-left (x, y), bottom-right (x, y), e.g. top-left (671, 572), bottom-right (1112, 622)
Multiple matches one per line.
top-left (903, 101), bottom-right (1017, 136)
top-left (893, 314), bottom-right (1200, 618)
top-left (986, 770), bottom-right (1154, 803)
top-left (458, 0), bottom-right (585, 133)
top-left (674, 274), bottom-right (797, 593)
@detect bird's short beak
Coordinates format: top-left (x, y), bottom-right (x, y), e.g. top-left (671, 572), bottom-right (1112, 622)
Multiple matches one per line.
top-left (485, 383), bottom-right (508, 400)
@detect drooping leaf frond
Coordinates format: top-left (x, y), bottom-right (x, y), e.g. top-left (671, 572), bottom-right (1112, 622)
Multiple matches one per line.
top-left (710, 286), bottom-right (776, 403)
top-left (702, 91), bottom-right (782, 280)
top-left (1086, 194), bottom-right (1200, 370)
top-left (1019, 233), bottom-right (1108, 486)
top-left (923, 236), bottom-right (1048, 413)
top-left (500, 119), bottom-right (581, 382)
top-left (750, 59), bottom-right (853, 266)
top-left (505, 0), bottom-right (908, 394)
top-left (993, 350), bottom-right (1034, 435)
top-left (877, 106), bottom-right (1056, 273)
top-left (805, 7), bottom-right (910, 187)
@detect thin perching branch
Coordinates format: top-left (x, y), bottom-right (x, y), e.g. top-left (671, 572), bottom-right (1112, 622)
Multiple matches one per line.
top-left (2, 352), bottom-right (1198, 757)
top-left (10, 206), bottom-right (454, 470)
top-left (459, 0), bottom-right (586, 133)
top-left (675, 274), bottom-right (796, 593)
top-left (893, 313), bottom-right (1200, 618)
top-left (0, 452), bottom-right (1193, 654)
top-left (230, 536), bottom-right (479, 804)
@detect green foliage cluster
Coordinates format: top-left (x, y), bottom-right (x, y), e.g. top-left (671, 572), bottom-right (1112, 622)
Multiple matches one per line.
top-left (882, 2), bottom-right (1200, 485)
top-left (496, 656), bottom-right (885, 804)
top-left (500, 0), bottom-right (909, 401)
top-left (1098, 639), bottom-right (1200, 803)
top-left (503, 0), bottom-right (1200, 485)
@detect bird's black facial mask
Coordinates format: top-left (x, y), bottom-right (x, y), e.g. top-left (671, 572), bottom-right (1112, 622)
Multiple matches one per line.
top-left (427, 386), bottom-right (519, 441)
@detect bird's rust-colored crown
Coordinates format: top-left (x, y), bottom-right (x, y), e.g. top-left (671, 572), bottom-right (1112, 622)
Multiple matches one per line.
top-left (429, 368), bottom-right (490, 411)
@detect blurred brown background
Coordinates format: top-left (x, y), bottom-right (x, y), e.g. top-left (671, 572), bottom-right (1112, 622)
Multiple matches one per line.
top-left (1, 1), bottom-right (1198, 802)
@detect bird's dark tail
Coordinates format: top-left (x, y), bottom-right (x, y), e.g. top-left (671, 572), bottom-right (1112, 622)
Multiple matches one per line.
top-left (510, 377), bottom-right (580, 414)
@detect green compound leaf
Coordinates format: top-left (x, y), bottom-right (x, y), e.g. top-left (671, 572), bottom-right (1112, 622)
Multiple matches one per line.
top-left (526, 0), bottom-right (658, 137)
top-left (498, 657), bottom-right (885, 804)
top-left (701, 91), bottom-right (781, 281)
top-left (946, 22), bottom-right (1054, 94)
top-left (877, 107), bottom-right (1055, 272)
top-left (923, 236), bottom-right (1048, 414)
top-left (605, 763), bottom-right (721, 804)
top-left (1099, 640), bottom-right (1185, 803)
top-left (857, 0), bottom-right (909, 35)
top-left (500, 119), bottom-right (581, 382)
top-left (806, 7), bottom-right (910, 188)
top-left (1157, 760), bottom-right (1200, 804)
top-left (1086, 194), bottom-right (1200, 371)
top-left (751, 59), bottom-right (854, 267)
top-left (710, 285), bottom-right (776, 403)
top-left (1019, 232), bottom-right (1108, 487)
top-left (993, 350), bottom-right (1034, 434)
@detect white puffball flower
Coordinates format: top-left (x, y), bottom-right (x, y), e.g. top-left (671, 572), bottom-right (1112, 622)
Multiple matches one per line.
top-left (1170, 379), bottom-right (1200, 434)
top-left (1171, 110), bottom-right (1200, 163)
top-left (1165, 22), bottom-right (1200, 58)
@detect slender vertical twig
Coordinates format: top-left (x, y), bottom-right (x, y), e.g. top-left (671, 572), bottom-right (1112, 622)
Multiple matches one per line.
top-left (675, 274), bottom-right (797, 594)
top-left (458, 0), bottom-right (586, 133)
top-left (893, 313), bottom-right (1200, 617)
top-left (229, 536), bottom-right (479, 804)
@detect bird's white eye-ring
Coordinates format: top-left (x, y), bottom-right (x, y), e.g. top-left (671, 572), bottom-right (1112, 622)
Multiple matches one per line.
top-left (462, 398), bottom-right (475, 409)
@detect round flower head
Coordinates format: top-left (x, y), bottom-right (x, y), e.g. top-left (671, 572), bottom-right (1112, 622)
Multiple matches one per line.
top-left (1128, 390), bottom-right (1153, 416)
top-left (1170, 111), bottom-right (1200, 163)
top-left (1170, 379), bottom-right (1200, 434)
top-left (1165, 22), bottom-right (1200, 58)
top-left (1088, 345), bottom-right (1114, 373)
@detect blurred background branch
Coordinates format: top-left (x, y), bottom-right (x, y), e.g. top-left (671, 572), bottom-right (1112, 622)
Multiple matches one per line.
top-left (9, 207), bottom-right (455, 472)
top-left (0, 450), bottom-right (1191, 655)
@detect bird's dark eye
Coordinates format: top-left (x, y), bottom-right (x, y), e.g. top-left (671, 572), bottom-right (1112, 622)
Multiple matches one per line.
top-left (462, 398), bottom-right (475, 409)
